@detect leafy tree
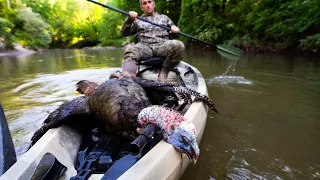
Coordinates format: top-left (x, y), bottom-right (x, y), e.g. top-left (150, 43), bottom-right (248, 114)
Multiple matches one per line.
top-left (0, 0), bottom-right (19, 49)
top-left (0, 17), bottom-right (14, 49)
top-left (227, 0), bottom-right (320, 51)
top-left (119, 0), bottom-right (140, 14)
top-left (156, 0), bottom-right (181, 24)
top-left (179, 0), bottom-right (226, 45)
top-left (15, 7), bottom-right (52, 49)
top-left (23, 0), bottom-right (76, 47)
top-left (98, 10), bottom-right (124, 46)
top-left (299, 33), bottom-right (320, 53)
top-left (0, 0), bottom-right (319, 53)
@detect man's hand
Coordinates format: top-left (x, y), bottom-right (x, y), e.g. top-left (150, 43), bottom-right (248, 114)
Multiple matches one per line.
top-left (129, 11), bottom-right (138, 21)
top-left (170, 25), bottom-right (180, 34)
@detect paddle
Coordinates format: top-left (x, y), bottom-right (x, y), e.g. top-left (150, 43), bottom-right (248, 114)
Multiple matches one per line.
top-left (87, 0), bottom-right (244, 57)
top-left (0, 103), bottom-right (16, 176)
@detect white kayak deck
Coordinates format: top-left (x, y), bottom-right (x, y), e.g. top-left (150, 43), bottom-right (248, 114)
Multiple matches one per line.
top-left (1, 61), bottom-right (209, 180)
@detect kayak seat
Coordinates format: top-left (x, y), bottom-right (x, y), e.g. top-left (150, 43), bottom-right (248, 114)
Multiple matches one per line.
top-left (138, 56), bottom-right (165, 68)
top-left (137, 56), bottom-right (165, 76)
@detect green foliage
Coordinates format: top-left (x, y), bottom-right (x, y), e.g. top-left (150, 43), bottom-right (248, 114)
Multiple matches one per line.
top-left (101, 37), bottom-right (127, 47)
top-left (179, 0), bottom-right (227, 44)
top-left (0, 0), bottom-right (18, 49)
top-left (197, 28), bottom-right (222, 42)
top-left (0, 17), bottom-right (14, 49)
top-left (22, 0), bottom-right (53, 21)
top-left (119, 0), bottom-right (140, 14)
top-left (155, 0), bottom-right (181, 24)
top-left (299, 33), bottom-right (320, 53)
top-left (228, 0), bottom-right (320, 50)
top-left (98, 10), bottom-right (123, 45)
top-left (0, 1), bottom-right (13, 19)
top-left (178, 0), bottom-right (320, 52)
top-left (0, 0), bottom-right (319, 53)
top-left (226, 35), bottom-right (261, 52)
top-left (15, 8), bottom-right (52, 49)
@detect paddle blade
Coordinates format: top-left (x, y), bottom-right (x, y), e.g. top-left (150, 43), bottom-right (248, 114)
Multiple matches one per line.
top-left (31, 153), bottom-right (67, 180)
top-left (217, 44), bottom-right (244, 59)
top-left (0, 103), bottom-right (16, 175)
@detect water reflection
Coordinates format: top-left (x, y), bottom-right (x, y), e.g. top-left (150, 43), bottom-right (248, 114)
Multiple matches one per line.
top-left (0, 49), bottom-right (123, 81)
top-left (4, 68), bottom-right (120, 157)
top-left (0, 49), bottom-right (124, 157)
top-left (181, 52), bottom-right (320, 180)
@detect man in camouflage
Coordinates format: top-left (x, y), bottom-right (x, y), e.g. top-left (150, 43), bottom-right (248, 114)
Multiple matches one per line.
top-left (120, 0), bottom-right (185, 82)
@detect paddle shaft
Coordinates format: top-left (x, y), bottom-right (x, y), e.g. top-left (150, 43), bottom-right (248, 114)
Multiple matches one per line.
top-left (87, 0), bottom-right (218, 48)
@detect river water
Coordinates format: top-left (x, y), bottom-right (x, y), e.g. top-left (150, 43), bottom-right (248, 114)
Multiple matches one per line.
top-left (0, 49), bottom-right (319, 179)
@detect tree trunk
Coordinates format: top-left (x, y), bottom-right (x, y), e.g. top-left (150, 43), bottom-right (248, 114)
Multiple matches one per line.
top-left (222, 0), bottom-right (226, 12)
top-left (6, 0), bottom-right (10, 8)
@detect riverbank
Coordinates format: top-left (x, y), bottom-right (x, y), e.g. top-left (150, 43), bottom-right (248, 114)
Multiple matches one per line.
top-left (0, 43), bottom-right (317, 58)
top-left (0, 44), bottom-right (36, 58)
top-left (0, 44), bottom-right (126, 58)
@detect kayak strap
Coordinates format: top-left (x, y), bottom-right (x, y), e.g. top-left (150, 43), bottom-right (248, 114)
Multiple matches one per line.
top-left (184, 66), bottom-right (195, 76)
top-left (30, 152), bottom-right (67, 180)
top-left (71, 135), bottom-right (112, 180)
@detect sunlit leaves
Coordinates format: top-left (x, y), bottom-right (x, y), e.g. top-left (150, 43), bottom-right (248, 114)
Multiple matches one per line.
top-left (0, 17), bottom-right (14, 49)
top-left (98, 10), bottom-right (123, 46)
top-left (15, 8), bottom-right (52, 49)
top-left (1, 0), bottom-right (319, 52)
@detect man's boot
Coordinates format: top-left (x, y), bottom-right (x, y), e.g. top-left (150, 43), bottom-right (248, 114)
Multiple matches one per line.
top-left (121, 60), bottom-right (137, 77)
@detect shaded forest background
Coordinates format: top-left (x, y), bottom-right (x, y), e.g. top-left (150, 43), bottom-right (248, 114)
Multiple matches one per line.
top-left (0, 0), bottom-right (319, 53)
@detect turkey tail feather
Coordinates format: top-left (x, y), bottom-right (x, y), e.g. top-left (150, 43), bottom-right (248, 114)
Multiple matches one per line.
top-left (133, 77), bottom-right (218, 113)
top-left (173, 86), bottom-right (218, 113)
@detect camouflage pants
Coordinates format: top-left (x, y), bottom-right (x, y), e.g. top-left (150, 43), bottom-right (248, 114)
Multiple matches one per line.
top-left (123, 40), bottom-right (185, 70)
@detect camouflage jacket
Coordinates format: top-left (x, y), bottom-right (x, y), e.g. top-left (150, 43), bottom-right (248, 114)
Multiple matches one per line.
top-left (120, 13), bottom-right (175, 44)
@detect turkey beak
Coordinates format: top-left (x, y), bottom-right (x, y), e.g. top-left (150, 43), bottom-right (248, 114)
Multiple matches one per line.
top-left (183, 144), bottom-right (199, 165)
top-left (192, 158), bottom-right (197, 165)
